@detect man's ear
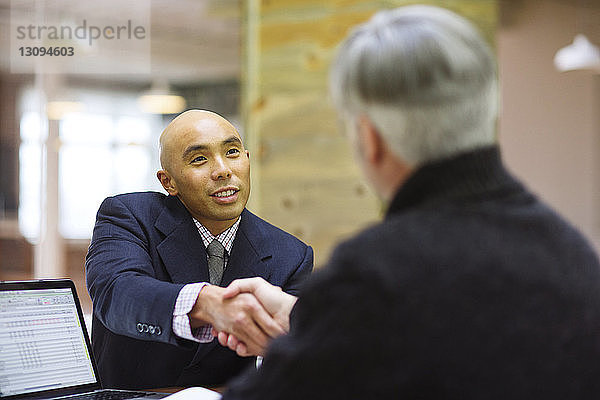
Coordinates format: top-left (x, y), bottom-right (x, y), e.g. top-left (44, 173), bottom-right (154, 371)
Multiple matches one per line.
top-left (357, 114), bottom-right (385, 166)
top-left (157, 170), bottom-right (178, 196)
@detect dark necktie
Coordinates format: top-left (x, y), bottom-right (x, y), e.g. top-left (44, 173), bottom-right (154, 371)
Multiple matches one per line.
top-left (207, 239), bottom-right (226, 285)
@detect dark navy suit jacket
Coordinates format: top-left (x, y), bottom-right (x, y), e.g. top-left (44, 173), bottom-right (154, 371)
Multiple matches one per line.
top-left (85, 192), bottom-right (313, 389)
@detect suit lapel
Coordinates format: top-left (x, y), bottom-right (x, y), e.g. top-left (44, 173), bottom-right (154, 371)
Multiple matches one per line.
top-left (155, 196), bottom-right (210, 284)
top-left (220, 228), bottom-right (270, 286)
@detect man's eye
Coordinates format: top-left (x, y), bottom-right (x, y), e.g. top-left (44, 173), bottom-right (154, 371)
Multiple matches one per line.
top-left (192, 156), bottom-right (207, 163)
top-left (226, 148), bottom-right (240, 156)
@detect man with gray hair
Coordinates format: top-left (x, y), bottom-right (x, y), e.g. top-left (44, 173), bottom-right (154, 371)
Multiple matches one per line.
top-left (218, 5), bottom-right (600, 399)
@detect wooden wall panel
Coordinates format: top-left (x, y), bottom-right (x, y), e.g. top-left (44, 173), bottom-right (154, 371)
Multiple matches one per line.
top-left (243, 0), bottom-right (497, 267)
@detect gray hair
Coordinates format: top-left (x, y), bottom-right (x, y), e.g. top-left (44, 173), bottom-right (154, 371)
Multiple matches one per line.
top-left (330, 5), bottom-right (498, 166)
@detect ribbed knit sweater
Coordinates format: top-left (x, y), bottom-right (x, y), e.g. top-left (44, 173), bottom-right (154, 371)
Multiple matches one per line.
top-left (225, 146), bottom-right (600, 399)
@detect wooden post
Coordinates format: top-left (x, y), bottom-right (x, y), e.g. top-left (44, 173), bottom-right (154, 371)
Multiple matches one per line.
top-left (242, 0), bottom-right (497, 267)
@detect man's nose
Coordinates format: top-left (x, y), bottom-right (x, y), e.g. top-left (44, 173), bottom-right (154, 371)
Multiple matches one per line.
top-left (212, 157), bottom-right (232, 180)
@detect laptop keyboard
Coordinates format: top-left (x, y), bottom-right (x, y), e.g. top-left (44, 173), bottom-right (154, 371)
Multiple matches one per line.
top-left (61, 391), bottom-right (155, 400)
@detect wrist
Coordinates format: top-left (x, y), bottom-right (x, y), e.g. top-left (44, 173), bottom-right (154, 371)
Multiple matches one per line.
top-left (280, 294), bottom-right (297, 331)
top-left (189, 284), bottom-right (222, 328)
top-left (284, 294), bottom-right (298, 314)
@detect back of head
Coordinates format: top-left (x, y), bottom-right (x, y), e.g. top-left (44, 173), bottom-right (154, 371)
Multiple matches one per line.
top-left (330, 5), bottom-right (498, 166)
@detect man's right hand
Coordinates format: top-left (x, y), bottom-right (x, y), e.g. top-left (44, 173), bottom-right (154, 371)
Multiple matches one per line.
top-left (187, 284), bottom-right (286, 356)
top-left (222, 277), bottom-right (297, 332)
top-left (213, 277), bottom-right (298, 356)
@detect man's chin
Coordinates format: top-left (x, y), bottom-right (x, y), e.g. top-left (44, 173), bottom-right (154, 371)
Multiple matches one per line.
top-left (213, 206), bottom-right (245, 221)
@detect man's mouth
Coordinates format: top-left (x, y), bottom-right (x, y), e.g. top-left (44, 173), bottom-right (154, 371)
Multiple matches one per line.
top-left (210, 188), bottom-right (240, 203)
top-left (213, 189), bottom-right (237, 198)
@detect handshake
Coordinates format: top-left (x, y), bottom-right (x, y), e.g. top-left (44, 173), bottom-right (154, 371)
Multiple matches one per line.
top-left (188, 278), bottom-right (298, 357)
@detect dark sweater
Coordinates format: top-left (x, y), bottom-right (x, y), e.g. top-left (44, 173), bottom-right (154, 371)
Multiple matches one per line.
top-left (224, 146), bottom-right (600, 399)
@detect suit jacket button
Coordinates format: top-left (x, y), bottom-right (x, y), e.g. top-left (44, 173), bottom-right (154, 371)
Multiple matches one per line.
top-left (155, 326), bottom-right (162, 335)
top-left (149, 325), bottom-right (155, 334)
top-left (136, 323), bottom-right (143, 332)
top-left (142, 323), bottom-right (149, 333)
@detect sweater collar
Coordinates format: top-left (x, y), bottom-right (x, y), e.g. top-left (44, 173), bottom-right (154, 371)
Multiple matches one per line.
top-left (386, 145), bottom-right (518, 217)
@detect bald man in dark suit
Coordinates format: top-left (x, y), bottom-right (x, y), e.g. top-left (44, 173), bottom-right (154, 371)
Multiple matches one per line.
top-left (86, 110), bottom-right (312, 389)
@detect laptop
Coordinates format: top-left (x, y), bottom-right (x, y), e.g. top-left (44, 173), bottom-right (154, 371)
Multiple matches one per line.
top-left (0, 279), bottom-right (169, 400)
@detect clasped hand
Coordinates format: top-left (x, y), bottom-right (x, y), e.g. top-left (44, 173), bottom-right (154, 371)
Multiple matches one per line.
top-left (187, 278), bottom-right (297, 357)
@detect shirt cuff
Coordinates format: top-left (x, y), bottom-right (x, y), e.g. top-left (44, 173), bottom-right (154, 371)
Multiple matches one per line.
top-left (173, 282), bottom-right (214, 343)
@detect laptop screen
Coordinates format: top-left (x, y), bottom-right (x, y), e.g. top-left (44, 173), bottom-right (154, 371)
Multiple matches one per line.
top-left (0, 280), bottom-right (99, 398)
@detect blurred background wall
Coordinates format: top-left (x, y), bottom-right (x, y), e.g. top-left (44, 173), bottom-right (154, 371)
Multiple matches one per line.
top-left (243, 0), bottom-right (496, 268)
top-left (0, 0), bottom-right (598, 316)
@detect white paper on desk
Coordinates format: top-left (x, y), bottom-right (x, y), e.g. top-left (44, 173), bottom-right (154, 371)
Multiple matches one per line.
top-left (163, 387), bottom-right (222, 400)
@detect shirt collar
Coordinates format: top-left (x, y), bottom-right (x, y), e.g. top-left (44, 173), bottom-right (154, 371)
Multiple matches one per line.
top-left (193, 216), bottom-right (241, 255)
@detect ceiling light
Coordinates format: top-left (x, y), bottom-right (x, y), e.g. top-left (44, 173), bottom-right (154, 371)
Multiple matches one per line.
top-left (137, 80), bottom-right (186, 114)
top-left (554, 34), bottom-right (600, 73)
